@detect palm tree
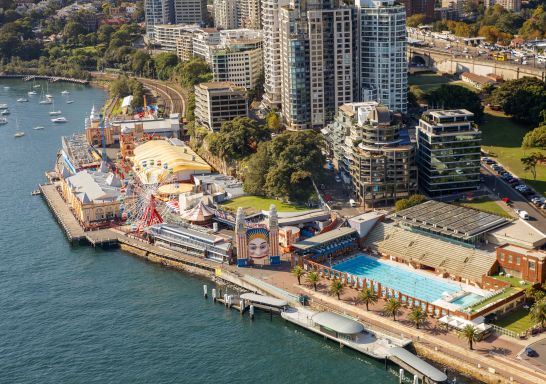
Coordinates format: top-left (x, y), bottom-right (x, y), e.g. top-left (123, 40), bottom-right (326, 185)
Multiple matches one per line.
top-left (291, 266), bottom-right (305, 285)
top-left (459, 324), bottom-right (479, 350)
top-left (330, 279), bottom-right (344, 300)
top-left (383, 298), bottom-right (402, 321)
top-left (306, 271), bottom-right (320, 291)
top-left (408, 306), bottom-right (428, 329)
top-left (530, 300), bottom-right (546, 328)
top-left (357, 288), bottom-right (378, 311)
top-left (525, 286), bottom-right (536, 305)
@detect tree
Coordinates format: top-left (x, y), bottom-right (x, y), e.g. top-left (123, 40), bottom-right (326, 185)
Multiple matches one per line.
top-left (428, 84), bottom-right (484, 121)
top-left (357, 288), bottom-right (378, 311)
top-left (408, 306), bottom-right (428, 329)
top-left (459, 324), bottom-right (479, 350)
top-left (306, 271), bottom-right (320, 291)
top-left (530, 300), bottom-right (546, 328)
top-left (395, 194), bottom-right (427, 212)
top-left (207, 117), bottom-right (271, 162)
top-left (521, 152), bottom-right (545, 180)
top-left (535, 290), bottom-right (545, 303)
top-left (519, 6), bottom-right (546, 40)
top-left (330, 279), bottom-right (344, 300)
top-left (523, 125), bottom-right (546, 149)
top-left (489, 77), bottom-right (546, 125)
top-left (525, 286), bottom-right (537, 305)
top-left (383, 298), bottom-right (402, 321)
top-left (176, 57), bottom-right (212, 87)
top-left (292, 266), bottom-right (305, 285)
top-left (131, 50), bottom-right (152, 76)
top-left (266, 110), bottom-right (281, 132)
top-left (154, 52), bottom-right (178, 79)
top-left (243, 130), bottom-right (325, 201)
top-left (407, 14), bottom-right (426, 28)
top-left (408, 85), bottom-right (425, 107)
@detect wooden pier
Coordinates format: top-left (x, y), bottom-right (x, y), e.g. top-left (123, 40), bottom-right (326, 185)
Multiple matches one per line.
top-left (1, 73), bottom-right (89, 84)
top-left (40, 184), bottom-right (86, 242)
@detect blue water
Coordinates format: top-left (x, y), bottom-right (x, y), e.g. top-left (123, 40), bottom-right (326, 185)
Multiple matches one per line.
top-left (0, 79), bottom-right (410, 383)
top-left (452, 293), bottom-right (484, 308)
top-left (335, 255), bottom-right (481, 306)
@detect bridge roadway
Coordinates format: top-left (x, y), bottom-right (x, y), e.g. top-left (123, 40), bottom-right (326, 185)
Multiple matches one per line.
top-left (408, 47), bottom-right (546, 81)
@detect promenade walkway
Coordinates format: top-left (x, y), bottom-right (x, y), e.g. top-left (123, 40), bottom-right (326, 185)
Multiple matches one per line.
top-left (256, 269), bottom-right (546, 384)
top-left (40, 183), bottom-right (85, 241)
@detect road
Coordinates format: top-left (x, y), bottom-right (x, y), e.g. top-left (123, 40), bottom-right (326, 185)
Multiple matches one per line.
top-left (481, 165), bottom-right (546, 233)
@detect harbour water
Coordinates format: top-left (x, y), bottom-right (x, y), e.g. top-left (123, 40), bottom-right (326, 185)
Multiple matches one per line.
top-left (0, 79), bottom-right (463, 383)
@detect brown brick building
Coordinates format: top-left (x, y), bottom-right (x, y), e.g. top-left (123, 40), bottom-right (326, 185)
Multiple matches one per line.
top-left (496, 244), bottom-right (546, 284)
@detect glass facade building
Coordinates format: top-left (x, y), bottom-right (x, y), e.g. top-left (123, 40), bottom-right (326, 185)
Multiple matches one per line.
top-left (416, 109), bottom-right (481, 196)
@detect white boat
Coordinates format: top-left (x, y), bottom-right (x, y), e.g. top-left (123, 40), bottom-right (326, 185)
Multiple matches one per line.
top-left (17, 98), bottom-right (28, 102)
top-left (0, 117), bottom-right (7, 125)
top-left (14, 131), bottom-right (25, 138)
top-left (66, 100), bottom-right (75, 104)
top-left (33, 84), bottom-right (40, 88)
top-left (28, 90), bottom-right (37, 96)
top-left (51, 117), bottom-right (67, 123)
top-left (39, 99), bottom-right (52, 104)
top-left (0, 103), bottom-right (8, 109)
top-left (3, 86), bottom-right (10, 90)
top-left (1, 109), bottom-right (10, 115)
top-left (33, 126), bottom-right (44, 130)
top-left (46, 94), bottom-right (53, 99)
top-left (61, 90), bottom-right (70, 95)
top-left (49, 110), bottom-right (62, 116)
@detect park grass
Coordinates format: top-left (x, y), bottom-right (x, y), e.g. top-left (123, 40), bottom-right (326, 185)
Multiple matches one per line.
top-left (449, 80), bottom-right (481, 93)
top-left (409, 73), bottom-right (451, 93)
top-left (220, 196), bottom-right (308, 213)
top-left (460, 197), bottom-right (512, 218)
top-left (491, 274), bottom-right (531, 289)
top-left (494, 307), bottom-right (535, 334)
top-left (480, 108), bottom-right (546, 196)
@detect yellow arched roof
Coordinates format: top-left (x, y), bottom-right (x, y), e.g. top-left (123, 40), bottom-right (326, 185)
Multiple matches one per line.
top-left (133, 140), bottom-right (211, 175)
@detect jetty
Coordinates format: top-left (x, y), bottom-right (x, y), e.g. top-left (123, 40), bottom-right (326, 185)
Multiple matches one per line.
top-left (0, 73), bottom-right (88, 84)
top-left (281, 307), bottom-right (447, 383)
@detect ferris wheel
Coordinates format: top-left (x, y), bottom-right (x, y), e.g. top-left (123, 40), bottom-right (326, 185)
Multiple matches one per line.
top-left (121, 164), bottom-right (181, 233)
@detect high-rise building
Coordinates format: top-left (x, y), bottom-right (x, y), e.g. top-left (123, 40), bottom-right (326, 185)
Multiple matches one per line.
top-left (323, 102), bottom-right (416, 207)
top-left (214, 0), bottom-right (239, 29)
top-left (308, 8), bottom-right (353, 128)
top-left (262, 0), bottom-right (290, 109)
top-left (416, 109), bottom-right (481, 196)
top-left (195, 82), bottom-right (249, 131)
top-left (173, 0), bottom-right (208, 24)
top-left (355, 0), bottom-right (407, 114)
top-left (239, 0), bottom-right (262, 29)
top-left (400, 0), bottom-right (434, 21)
top-left (145, 0), bottom-right (173, 38)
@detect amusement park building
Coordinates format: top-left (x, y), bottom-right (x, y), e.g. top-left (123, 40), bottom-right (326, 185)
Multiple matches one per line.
top-left (132, 139), bottom-right (212, 183)
top-left (60, 166), bottom-right (125, 225)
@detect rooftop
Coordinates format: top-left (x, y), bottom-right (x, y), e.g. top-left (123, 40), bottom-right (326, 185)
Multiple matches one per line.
top-left (312, 312), bottom-right (364, 335)
top-left (146, 223), bottom-right (231, 250)
top-left (487, 219), bottom-right (546, 249)
top-left (461, 72), bottom-right (494, 85)
top-left (393, 200), bottom-right (508, 240)
top-left (66, 169), bottom-right (122, 204)
top-left (499, 244), bottom-right (546, 261)
top-left (292, 227), bottom-right (357, 251)
top-left (196, 81), bottom-right (246, 93)
top-left (240, 293), bottom-right (288, 308)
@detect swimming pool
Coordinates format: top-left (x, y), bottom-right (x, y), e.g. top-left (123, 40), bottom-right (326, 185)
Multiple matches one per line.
top-left (334, 255), bottom-right (482, 306)
top-left (451, 293), bottom-right (483, 307)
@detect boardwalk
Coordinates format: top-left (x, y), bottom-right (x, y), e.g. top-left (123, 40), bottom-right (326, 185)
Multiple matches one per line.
top-left (0, 73), bottom-right (89, 84)
top-left (40, 183), bottom-right (85, 242)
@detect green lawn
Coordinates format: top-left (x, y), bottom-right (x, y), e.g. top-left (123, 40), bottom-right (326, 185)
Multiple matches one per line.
top-left (480, 108), bottom-right (546, 196)
top-left (471, 287), bottom-right (519, 312)
top-left (409, 74), bottom-right (451, 93)
top-left (221, 196), bottom-right (308, 213)
top-left (491, 274), bottom-right (531, 289)
top-left (449, 80), bottom-right (481, 93)
top-left (494, 307), bottom-right (535, 334)
top-left (460, 197), bottom-right (512, 218)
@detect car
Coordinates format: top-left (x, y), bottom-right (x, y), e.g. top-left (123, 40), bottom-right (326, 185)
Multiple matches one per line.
top-left (485, 158), bottom-right (496, 164)
top-left (481, 156), bottom-right (490, 162)
top-left (531, 197), bottom-right (541, 204)
top-left (525, 347), bottom-right (539, 357)
top-left (522, 189), bottom-right (534, 196)
top-left (508, 178), bottom-right (519, 185)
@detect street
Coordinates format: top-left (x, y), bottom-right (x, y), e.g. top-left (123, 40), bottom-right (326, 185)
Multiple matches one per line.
top-left (481, 165), bottom-right (546, 233)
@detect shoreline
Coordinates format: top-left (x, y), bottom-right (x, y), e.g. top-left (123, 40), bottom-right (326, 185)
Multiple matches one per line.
top-left (39, 183), bottom-right (517, 384)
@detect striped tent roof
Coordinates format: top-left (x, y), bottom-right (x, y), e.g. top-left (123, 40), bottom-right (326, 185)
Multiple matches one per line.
top-left (182, 201), bottom-right (214, 222)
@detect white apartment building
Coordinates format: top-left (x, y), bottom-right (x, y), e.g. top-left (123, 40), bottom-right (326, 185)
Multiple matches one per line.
top-left (195, 82), bottom-right (249, 131)
top-left (153, 24), bottom-right (201, 51)
top-left (355, 0), bottom-right (407, 114)
top-left (239, 0), bottom-right (261, 29)
top-left (145, 0), bottom-right (173, 38)
top-left (262, 0), bottom-right (290, 109)
top-left (214, 0), bottom-right (239, 29)
top-left (485, 0), bottom-right (521, 12)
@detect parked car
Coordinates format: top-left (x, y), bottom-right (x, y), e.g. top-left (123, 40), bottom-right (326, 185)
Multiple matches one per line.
top-left (515, 209), bottom-right (530, 220)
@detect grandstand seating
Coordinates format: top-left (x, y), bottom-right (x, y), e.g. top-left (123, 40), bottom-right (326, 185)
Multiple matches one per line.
top-left (363, 222), bottom-right (497, 283)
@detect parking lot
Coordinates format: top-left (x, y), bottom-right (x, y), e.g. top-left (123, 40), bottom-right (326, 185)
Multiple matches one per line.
top-left (481, 157), bottom-right (546, 233)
